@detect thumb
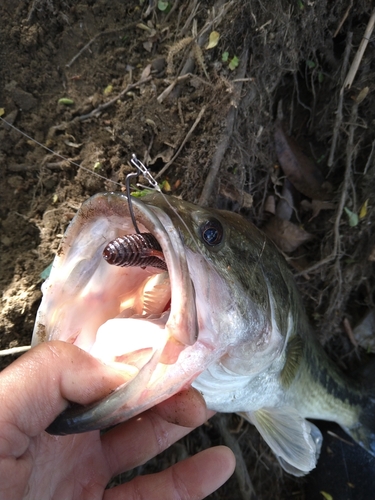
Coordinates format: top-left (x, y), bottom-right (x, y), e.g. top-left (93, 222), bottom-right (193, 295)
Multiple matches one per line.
top-left (0, 341), bottom-right (127, 438)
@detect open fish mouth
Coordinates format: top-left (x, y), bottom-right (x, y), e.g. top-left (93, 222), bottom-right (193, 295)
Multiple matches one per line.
top-left (32, 192), bottom-right (208, 435)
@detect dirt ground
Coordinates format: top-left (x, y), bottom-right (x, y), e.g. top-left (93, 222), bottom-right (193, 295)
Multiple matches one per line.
top-left (1, 1), bottom-right (375, 499)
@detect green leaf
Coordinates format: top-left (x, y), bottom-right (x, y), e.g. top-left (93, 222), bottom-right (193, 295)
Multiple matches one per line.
top-left (222, 51), bottom-right (229, 62)
top-left (306, 60), bottom-right (316, 69)
top-left (160, 179), bottom-right (171, 191)
top-left (131, 188), bottom-right (154, 198)
top-left (228, 55), bottom-right (239, 71)
top-left (40, 263), bottom-right (53, 280)
top-left (58, 98), bottom-right (74, 105)
top-left (344, 207), bottom-right (359, 227)
top-left (320, 492), bottom-right (333, 500)
top-left (157, 0), bottom-right (169, 11)
top-left (103, 84), bottom-right (113, 96)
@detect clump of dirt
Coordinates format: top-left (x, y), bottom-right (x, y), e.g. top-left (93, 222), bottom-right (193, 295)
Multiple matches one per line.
top-left (1, 1), bottom-right (374, 499)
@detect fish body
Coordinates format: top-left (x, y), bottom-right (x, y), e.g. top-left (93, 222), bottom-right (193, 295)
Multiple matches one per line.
top-left (32, 192), bottom-right (375, 475)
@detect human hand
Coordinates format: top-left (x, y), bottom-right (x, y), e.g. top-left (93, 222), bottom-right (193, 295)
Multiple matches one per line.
top-left (0, 341), bottom-right (235, 499)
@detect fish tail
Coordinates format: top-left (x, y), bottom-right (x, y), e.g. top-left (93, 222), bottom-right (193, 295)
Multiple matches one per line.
top-left (345, 357), bottom-right (375, 456)
top-left (345, 396), bottom-right (375, 456)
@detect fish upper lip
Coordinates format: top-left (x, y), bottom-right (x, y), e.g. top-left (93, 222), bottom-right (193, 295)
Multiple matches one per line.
top-left (135, 197), bottom-right (199, 352)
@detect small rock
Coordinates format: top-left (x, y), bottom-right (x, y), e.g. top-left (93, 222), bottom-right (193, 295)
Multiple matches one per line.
top-left (151, 57), bottom-right (166, 73)
top-left (1, 235), bottom-right (12, 247)
top-left (2, 110), bottom-right (18, 130)
top-left (7, 175), bottom-right (23, 189)
top-left (12, 88), bottom-right (37, 111)
top-left (42, 175), bottom-right (58, 190)
top-left (116, 62), bottom-right (127, 72)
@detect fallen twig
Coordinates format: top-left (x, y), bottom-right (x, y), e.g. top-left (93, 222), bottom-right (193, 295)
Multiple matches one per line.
top-left (298, 99), bottom-right (359, 276)
top-left (342, 7), bottom-right (375, 90)
top-left (333, 0), bottom-right (353, 38)
top-left (66, 24), bottom-right (137, 68)
top-left (170, 0), bottom-right (233, 98)
top-left (199, 48), bottom-right (248, 206)
top-left (343, 317), bottom-right (358, 348)
top-left (326, 430), bottom-right (354, 446)
top-left (78, 76), bottom-right (152, 121)
top-left (179, 0), bottom-right (199, 37)
top-left (219, 183), bottom-right (253, 210)
top-left (157, 73), bottom-right (212, 104)
top-left (364, 138), bottom-right (375, 175)
top-left (328, 31), bottom-right (352, 167)
top-left (155, 106), bottom-right (206, 178)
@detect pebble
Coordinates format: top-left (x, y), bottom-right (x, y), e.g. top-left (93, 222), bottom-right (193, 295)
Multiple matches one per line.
top-left (11, 88), bottom-right (37, 111)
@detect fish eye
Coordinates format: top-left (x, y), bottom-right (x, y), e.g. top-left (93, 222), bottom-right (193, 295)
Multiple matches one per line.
top-left (200, 219), bottom-right (223, 246)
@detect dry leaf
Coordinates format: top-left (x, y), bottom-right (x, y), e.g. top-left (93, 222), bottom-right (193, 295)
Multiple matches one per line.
top-left (355, 86), bottom-right (369, 104)
top-left (206, 31), bottom-right (220, 49)
top-left (276, 178), bottom-right (295, 221)
top-left (150, 147), bottom-right (174, 164)
top-left (359, 199), bottom-right (368, 219)
top-left (64, 140), bottom-right (83, 149)
top-left (263, 216), bottom-right (314, 253)
top-left (353, 310), bottom-right (375, 352)
top-left (143, 41), bottom-right (153, 53)
top-left (219, 184), bottom-right (253, 210)
top-left (162, 179), bottom-right (171, 192)
top-left (300, 199), bottom-right (335, 220)
top-left (274, 122), bottom-right (332, 200)
top-left (264, 195), bottom-right (276, 214)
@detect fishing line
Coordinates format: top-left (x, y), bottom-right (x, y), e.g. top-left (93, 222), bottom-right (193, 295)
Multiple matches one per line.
top-left (0, 116), bottom-right (125, 189)
top-left (0, 117), bottom-right (215, 358)
top-left (125, 170), bottom-right (141, 234)
top-left (129, 155), bottom-right (204, 258)
top-left (0, 116), bottom-right (204, 257)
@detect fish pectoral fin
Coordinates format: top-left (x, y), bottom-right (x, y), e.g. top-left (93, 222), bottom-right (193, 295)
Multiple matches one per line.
top-left (241, 407), bottom-right (322, 477)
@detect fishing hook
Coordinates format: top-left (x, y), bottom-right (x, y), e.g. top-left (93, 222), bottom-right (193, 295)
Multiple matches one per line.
top-left (125, 171), bottom-right (141, 234)
top-left (103, 154), bottom-right (166, 270)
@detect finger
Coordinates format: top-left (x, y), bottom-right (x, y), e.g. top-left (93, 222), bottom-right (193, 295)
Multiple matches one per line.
top-left (151, 387), bottom-right (210, 427)
top-left (102, 393), bottom-right (215, 477)
top-left (102, 407), bottom-right (201, 476)
top-left (0, 341), bottom-right (128, 444)
top-left (104, 446), bottom-right (236, 500)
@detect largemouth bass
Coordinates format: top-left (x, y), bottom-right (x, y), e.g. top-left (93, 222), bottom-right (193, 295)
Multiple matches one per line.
top-left (32, 192), bottom-right (375, 476)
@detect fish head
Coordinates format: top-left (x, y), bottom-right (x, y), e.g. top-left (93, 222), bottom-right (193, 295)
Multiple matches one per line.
top-left (149, 193), bottom-right (294, 375)
top-left (32, 192), bottom-right (293, 434)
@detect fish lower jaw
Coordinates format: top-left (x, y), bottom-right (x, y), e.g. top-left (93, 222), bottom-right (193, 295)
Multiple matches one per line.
top-left (82, 305), bottom-right (193, 382)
